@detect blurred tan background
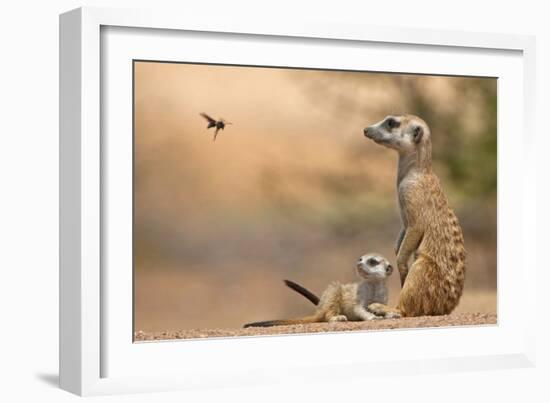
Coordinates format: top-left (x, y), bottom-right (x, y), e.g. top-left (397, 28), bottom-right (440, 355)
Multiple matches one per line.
top-left (134, 61), bottom-right (497, 332)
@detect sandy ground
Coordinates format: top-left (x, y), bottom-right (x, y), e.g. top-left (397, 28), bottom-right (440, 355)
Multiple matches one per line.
top-left (134, 312), bottom-right (496, 341)
top-left (134, 262), bottom-right (496, 332)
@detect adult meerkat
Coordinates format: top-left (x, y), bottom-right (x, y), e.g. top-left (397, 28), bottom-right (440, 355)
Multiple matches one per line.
top-left (364, 114), bottom-right (466, 317)
top-left (243, 253), bottom-right (397, 328)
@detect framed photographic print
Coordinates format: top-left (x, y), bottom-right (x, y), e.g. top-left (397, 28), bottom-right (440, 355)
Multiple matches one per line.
top-left (59, 7), bottom-right (537, 396)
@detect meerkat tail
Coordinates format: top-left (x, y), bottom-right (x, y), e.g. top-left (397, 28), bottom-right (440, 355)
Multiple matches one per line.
top-left (283, 279), bottom-right (320, 305)
top-left (243, 315), bottom-right (320, 328)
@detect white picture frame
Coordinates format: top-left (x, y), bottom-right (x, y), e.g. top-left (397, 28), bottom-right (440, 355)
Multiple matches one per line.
top-left (59, 6), bottom-right (537, 396)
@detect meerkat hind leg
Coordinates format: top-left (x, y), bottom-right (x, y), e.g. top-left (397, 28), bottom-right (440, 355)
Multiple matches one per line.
top-left (396, 256), bottom-right (449, 317)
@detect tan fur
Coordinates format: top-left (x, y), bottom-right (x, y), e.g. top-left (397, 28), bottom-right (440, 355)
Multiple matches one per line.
top-left (364, 115), bottom-right (466, 317)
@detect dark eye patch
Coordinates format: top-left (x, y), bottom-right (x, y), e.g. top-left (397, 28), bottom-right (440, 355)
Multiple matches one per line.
top-left (386, 117), bottom-right (400, 129)
top-left (367, 257), bottom-right (379, 265)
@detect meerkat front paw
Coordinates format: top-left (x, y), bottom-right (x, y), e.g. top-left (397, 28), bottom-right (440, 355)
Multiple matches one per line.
top-left (328, 315), bottom-right (348, 322)
top-left (368, 303), bottom-right (402, 319)
top-left (367, 303), bottom-right (386, 316)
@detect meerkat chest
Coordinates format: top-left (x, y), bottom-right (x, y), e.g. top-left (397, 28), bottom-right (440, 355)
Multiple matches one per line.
top-left (398, 173), bottom-right (422, 201)
top-left (398, 173), bottom-right (429, 220)
top-left (356, 282), bottom-right (388, 306)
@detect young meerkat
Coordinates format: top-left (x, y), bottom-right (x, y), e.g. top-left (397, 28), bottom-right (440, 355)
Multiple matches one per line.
top-left (364, 114), bottom-right (466, 317)
top-left (243, 253), bottom-right (397, 328)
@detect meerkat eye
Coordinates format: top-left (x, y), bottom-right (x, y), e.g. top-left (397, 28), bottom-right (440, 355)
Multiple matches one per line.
top-left (386, 118), bottom-right (400, 129)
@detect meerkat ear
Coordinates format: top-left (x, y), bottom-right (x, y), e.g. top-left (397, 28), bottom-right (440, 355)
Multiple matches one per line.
top-left (413, 126), bottom-right (424, 143)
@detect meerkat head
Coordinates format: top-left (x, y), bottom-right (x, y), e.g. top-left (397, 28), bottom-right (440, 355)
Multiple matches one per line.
top-left (363, 114), bottom-right (431, 156)
top-left (356, 253), bottom-right (393, 281)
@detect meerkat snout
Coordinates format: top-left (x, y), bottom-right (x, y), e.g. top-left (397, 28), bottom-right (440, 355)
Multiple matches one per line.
top-left (363, 126), bottom-right (380, 139)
